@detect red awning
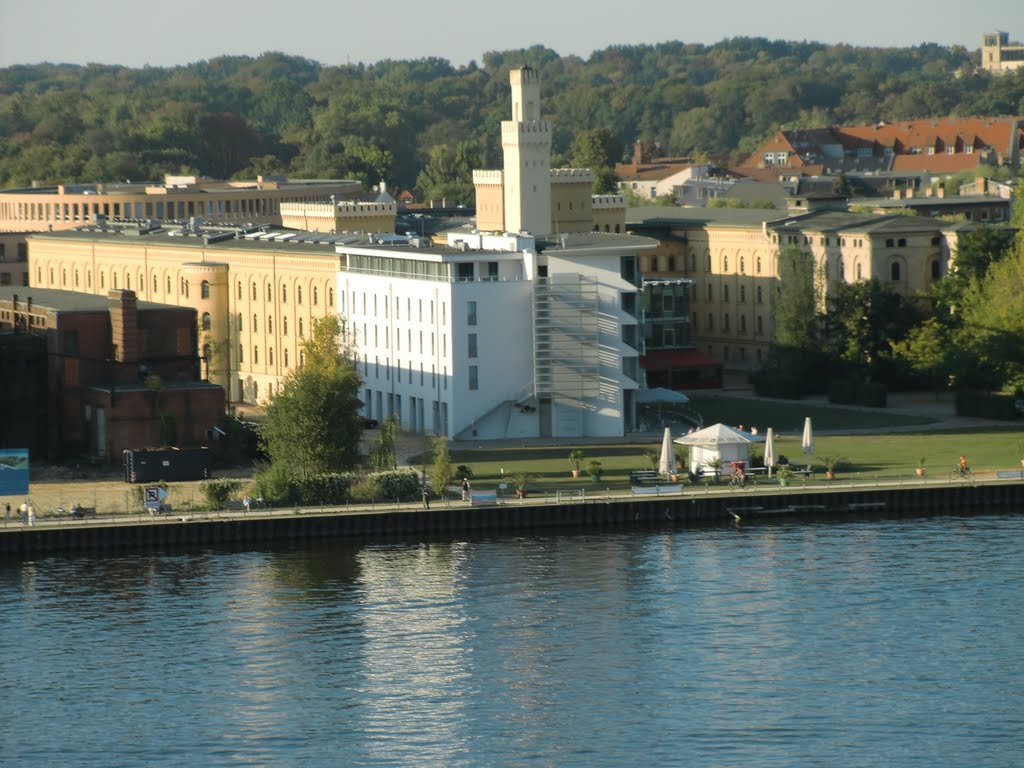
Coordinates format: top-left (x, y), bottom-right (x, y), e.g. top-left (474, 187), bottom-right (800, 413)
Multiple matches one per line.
top-left (640, 348), bottom-right (721, 370)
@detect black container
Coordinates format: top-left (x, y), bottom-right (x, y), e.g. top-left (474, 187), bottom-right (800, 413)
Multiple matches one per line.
top-left (123, 448), bottom-right (213, 483)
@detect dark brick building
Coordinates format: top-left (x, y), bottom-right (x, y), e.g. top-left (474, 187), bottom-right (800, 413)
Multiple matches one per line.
top-left (0, 287), bottom-right (224, 461)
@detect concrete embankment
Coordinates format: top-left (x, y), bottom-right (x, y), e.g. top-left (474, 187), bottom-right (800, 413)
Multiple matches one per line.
top-left (2, 480), bottom-right (1022, 556)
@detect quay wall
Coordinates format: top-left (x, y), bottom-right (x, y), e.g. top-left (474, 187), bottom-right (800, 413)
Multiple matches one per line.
top-left (2, 481), bottom-right (1022, 556)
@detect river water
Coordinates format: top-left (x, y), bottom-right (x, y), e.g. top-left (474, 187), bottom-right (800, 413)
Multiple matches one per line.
top-left (2, 514), bottom-right (1022, 767)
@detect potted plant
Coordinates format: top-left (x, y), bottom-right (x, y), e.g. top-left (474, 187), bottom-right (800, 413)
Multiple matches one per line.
top-left (776, 464), bottom-right (794, 487)
top-left (587, 459), bottom-right (603, 483)
top-left (569, 450), bottom-right (584, 478)
top-left (915, 457), bottom-right (926, 477)
top-left (513, 471), bottom-right (532, 499)
top-left (818, 456), bottom-right (847, 480)
top-left (703, 456), bottom-right (723, 484)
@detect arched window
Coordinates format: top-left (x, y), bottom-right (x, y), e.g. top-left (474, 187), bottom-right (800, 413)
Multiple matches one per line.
top-left (739, 286), bottom-right (746, 303)
top-left (253, 314), bottom-right (258, 333)
top-left (723, 255), bottom-right (729, 272)
top-left (328, 287), bottom-right (334, 307)
top-left (87, 270), bottom-right (92, 288)
top-left (201, 312), bottom-right (211, 331)
top-left (49, 267), bottom-right (54, 284)
top-left (283, 317), bottom-right (288, 335)
top-left (100, 273), bottom-right (105, 288)
top-left (756, 255), bottom-right (762, 274)
top-left (126, 274), bottom-right (131, 290)
top-left (756, 286), bottom-right (763, 303)
top-left (297, 286), bottom-right (303, 305)
top-left (931, 260), bottom-right (940, 280)
top-left (154, 275), bottom-right (158, 293)
top-left (299, 318), bottom-right (304, 337)
top-left (890, 262), bottom-right (901, 281)
top-left (237, 313), bottom-right (243, 332)
top-left (252, 282), bottom-right (257, 300)
top-left (113, 273), bottom-right (118, 289)
top-left (202, 343), bottom-right (211, 365)
top-left (723, 285), bottom-right (730, 302)
top-left (268, 316), bottom-right (273, 334)
top-left (254, 346), bottom-right (259, 364)
top-left (237, 281), bottom-right (242, 300)
top-left (201, 280), bottom-right (210, 299)
top-left (62, 269), bottom-right (67, 286)
top-left (740, 256), bottom-right (745, 273)
top-left (168, 276), bottom-right (172, 293)
top-left (284, 349), bottom-right (289, 367)
top-left (313, 287), bottom-right (319, 306)
top-left (757, 316), bottom-right (763, 334)
top-left (282, 285), bottom-right (287, 303)
top-left (706, 253), bottom-right (712, 272)
top-left (856, 263), bottom-right (863, 280)
top-left (269, 348), bottom-right (274, 365)
top-left (266, 284), bottom-right (272, 302)
top-left (139, 273), bottom-right (144, 292)
top-left (74, 270), bottom-right (79, 287)
top-left (740, 315), bottom-right (747, 332)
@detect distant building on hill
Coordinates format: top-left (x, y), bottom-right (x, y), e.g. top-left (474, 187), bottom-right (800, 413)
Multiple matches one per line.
top-left (739, 118), bottom-right (1024, 177)
top-left (982, 31), bottom-right (1024, 74)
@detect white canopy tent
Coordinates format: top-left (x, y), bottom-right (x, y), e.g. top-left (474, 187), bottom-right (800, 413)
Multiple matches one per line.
top-left (675, 423), bottom-right (764, 476)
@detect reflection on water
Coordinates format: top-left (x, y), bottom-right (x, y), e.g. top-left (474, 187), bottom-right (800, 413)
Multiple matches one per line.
top-left (2, 515), bottom-right (1023, 767)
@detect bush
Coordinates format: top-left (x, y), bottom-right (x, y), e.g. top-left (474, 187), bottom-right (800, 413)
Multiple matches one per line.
top-left (251, 463), bottom-right (300, 505)
top-left (296, 473), bottom-right (351, 505)
top-left (199, 479), bottom-right (243, 509)
top-left (751, 372), bottom-right (804, 399)
top-left (955, 390), bottom-right (1018, 420)
top-left (345, 471), bottom-right (420, 503)
top-left (828, 379), bottom-right (887, 407)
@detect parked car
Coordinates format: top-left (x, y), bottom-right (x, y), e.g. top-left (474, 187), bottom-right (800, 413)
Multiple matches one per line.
top-left (361, 418), bottom-right (379, 429)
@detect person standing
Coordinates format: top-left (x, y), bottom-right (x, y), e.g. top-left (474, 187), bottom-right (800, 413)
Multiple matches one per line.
top-left (421, 481), bottom-right (430, 509)
top-left (27, 504), bottom-right (35, 526)
top-left (4, 502), bottom-right (9, 522)
top-left (461, 477), bottom-right (471, 502)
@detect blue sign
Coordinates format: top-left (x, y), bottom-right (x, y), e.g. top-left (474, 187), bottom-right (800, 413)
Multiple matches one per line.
top-left (0, 449), bottom-right (29, 496)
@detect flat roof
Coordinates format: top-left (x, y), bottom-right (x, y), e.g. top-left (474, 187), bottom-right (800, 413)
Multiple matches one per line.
top-left (0, 286), bottom-right (195, 314)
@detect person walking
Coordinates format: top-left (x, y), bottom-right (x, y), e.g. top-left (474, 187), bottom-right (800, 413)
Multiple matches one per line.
top-left (421, 482), bottom-right (430, 509)
top-left (461, 477), bottom-right (471, 502)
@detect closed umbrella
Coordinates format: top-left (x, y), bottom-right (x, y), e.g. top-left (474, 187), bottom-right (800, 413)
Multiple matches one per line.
top-left (801, 417), bottom-right (814, 459)
top-left (658, 428), bottom-right (676, 477)
top-left (764, 427), bottom-right (776, 478)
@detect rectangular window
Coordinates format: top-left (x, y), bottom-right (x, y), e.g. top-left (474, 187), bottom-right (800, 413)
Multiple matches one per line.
top-left (469, 365), bottom-right (479, 390)
top-left (468, 333), bottom-right (478, 358)
top-left (467, 301), bottom-right (477, 326)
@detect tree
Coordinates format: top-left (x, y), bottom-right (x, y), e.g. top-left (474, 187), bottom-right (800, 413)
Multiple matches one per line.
top-left (429, 435), bottom-right (455, 498)
top-left (415, 142), bottom-right (481, 205)
top-left (890, 317), bottom-right (954, 395)
top-left (370, 414), bottom-right (401, 471)
top-left (774, 245), bottom-right (820, 351)
top-left (957, 249), bottom-right (1024, 390)
top-left (259, 316), bottom-right (363, 480)
top-left (569, 128), bottom-right (623, 170)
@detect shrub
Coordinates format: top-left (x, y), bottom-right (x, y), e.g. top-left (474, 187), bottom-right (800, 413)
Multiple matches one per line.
top-left (345, 471), bottom-right (420, 503)
top-left (751, 372), bottom-right (804, 399)
top-left (199, 479), bottom-right (242, 509)
top-left (251, 463), bottom-right (300, 505)
top-left (955, 390), bottom-right (1018, 420)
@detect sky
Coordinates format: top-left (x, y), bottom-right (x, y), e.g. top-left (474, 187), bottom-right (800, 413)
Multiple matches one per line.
top-left (2, 0), bottom-right (1023, 69)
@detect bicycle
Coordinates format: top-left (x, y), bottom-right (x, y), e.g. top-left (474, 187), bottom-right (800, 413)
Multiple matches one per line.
top-left (729, 473), bottom-right (754, 489)
top-left (949, 467), bottom-right (974, 481)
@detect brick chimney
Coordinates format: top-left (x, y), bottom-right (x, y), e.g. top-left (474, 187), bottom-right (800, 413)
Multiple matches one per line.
top-left (633, 141), bottom-right (643, 166)
top-left (108, 289), bottom-right (139, 364)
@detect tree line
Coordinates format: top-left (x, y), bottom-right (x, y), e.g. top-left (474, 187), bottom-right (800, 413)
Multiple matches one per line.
top-left (2, 40), bottom-right (1023, 201)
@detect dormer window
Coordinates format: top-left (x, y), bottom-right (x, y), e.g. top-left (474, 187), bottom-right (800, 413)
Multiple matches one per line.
top-left (965, 145), bottom-right (974, 154)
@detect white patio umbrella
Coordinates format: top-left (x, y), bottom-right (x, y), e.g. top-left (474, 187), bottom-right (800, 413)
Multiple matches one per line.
top-left (658, 428), bottom-right (676, 477)
top-left (764, 427), bottom-right (776, 478)
top-left (801, 417), bottom-right (814, 458)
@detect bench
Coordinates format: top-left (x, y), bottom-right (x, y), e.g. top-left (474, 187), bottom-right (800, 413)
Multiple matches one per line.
top-left (224, 500), bottom-right (247, 512)
top-left (629, 470), bottom-right (660, 485)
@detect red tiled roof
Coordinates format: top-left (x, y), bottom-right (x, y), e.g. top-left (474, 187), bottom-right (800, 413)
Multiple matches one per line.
top-left (616, 158), bottom-right (697, 182)
top-left (890, 153), bottom-right (986, 173)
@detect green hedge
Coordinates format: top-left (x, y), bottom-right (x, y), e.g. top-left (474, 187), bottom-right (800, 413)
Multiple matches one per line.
top-left (751, 373), bottom-right (804, 399)
top-left (827, 379), bottom-right (887, 407)
top-left (955, 390), bottom-right (1018, 420)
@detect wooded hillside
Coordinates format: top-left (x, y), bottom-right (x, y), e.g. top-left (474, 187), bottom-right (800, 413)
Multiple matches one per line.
top-left (2, 40), bottom-right (1023, 197)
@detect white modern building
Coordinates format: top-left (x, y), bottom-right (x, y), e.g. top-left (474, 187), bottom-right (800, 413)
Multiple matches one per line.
top-left (337, 67), bottom-right (656, 439)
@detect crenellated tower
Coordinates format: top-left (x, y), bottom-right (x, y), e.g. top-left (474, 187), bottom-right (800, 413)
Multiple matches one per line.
top-left (501, 67), bottom-right (552, 236)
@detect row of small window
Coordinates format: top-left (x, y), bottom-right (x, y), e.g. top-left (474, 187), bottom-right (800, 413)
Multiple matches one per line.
top-left (232, 345), bottom-right (300, 367)
top-left (704, 254), bottom-right (765, 274)
top-left (348, 295), bottom-right (480, 328)
top-left (703, 284), bottom-right (765, 303)
top-left (236, 280), bottom-right (333, 307)
top-left (713, 345), bottom-right (764, 364)
top-left (207, 313), bottom-right (309, 336)
top-left (362, 357), bottom-right (449, 388)
top-left (0, 271), bottom-right (27, 286)
top-left (359, 358), bottom-right (481, 391)
top-left (695, 314), bottom-right (766, 334)
top-left (358, 324), bottom-right (449, 355)
top-left (0, 243), bottom-right (28, 260)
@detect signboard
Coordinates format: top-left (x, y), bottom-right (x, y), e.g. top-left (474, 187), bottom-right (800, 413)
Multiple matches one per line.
top-left (144, 486), bottom-right (168, 510)
top-left (0, 449), bottom-right (30, 496)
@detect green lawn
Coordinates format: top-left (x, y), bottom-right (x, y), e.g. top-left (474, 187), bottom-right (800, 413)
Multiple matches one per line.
top-left (412, 428), bottom-right (1024, 494)
top-left (685, 394), bottom-right (937, 432)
